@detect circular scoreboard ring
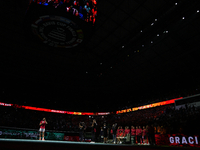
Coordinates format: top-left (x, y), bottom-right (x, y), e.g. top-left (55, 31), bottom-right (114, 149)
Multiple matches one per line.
top-left (24, 1), bottom-right (96, 49)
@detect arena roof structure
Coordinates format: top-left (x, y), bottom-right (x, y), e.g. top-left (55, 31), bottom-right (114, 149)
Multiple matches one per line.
top-left (1, 0), bottom-right (200, 112)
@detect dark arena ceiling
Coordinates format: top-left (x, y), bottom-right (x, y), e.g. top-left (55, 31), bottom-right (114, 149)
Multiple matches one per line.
top-left (1, 0), bottom-right (200, 112)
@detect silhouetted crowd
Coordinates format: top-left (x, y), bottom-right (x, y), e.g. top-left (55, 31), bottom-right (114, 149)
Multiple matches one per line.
top-left (1, 102), bottom-right (200, 143)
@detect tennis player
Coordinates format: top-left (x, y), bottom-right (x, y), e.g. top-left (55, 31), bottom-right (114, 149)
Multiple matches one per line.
top-left (39, 118), bottom-right (47, 140)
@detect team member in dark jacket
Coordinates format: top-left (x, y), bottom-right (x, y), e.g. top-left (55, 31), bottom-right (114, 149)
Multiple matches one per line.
top-left (111, 123), bottom-right (117, 144)
top-left (147, 124), bottom-right (155, 145)
top-left (79, 121), bottom-right (86, 142)
top-left (91, 119), bottom-right (97, 142)
top-left (103, 123), bottom-right (108, 143)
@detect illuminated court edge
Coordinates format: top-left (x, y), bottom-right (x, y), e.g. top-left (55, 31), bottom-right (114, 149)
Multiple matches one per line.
top-left (1, 138), bottom-right (199, 149)
top-left (0, 138), bottom-right (134, 146)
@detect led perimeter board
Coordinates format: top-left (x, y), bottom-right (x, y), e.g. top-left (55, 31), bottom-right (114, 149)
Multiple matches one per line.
top-left (25, 0), bottom-right (97, 48)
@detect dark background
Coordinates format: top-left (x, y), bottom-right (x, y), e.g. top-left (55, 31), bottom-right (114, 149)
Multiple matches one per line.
top-left (1, 0), bottom-right (200, 112)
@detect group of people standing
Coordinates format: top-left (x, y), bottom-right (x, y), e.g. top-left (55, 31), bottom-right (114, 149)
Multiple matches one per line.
top-left (38, 118), bottom-right (155, 145)
top-left (110, 124), bottom-right (155, 145)
top-left (78, 119), bottom-right (155, 145)
top-left (79, 119), bottom-right (98, 142)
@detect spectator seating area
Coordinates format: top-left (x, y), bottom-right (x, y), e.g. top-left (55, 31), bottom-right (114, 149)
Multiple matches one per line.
top-left (1, 102), bottom-right (200, 139)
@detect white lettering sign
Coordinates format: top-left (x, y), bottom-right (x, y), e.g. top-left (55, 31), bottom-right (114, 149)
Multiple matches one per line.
top-left (188, 136), bottom-right (194, 144)
top-left (169, 137), bottom-right (174, 143)
top-left (182, 137), bottom-right (188, 144)
top-left (169, 136), bottom-right (199, 145)
top-left (175, 136), bottom-right (180, 143)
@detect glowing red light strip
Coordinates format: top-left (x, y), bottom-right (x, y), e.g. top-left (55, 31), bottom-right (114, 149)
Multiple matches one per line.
top-left (82, 112), bottom-right (95, 115)
top-left (21, 106), bottom-right (54, 113)
top-left (0, 102), bottom-right (111, 115)
top-left (116, 97), bottom-right (183, 114)
top-left (0, 97), bottom-right (183, 115)
top-left (21, 106), bottom-right (89, 115)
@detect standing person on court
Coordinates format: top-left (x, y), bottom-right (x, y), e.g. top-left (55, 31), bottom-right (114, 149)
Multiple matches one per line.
top-left (91, 119), bottom-right (97, 142)
top-left (103, 123), bottom-right (108, 143)
top-left (136, 126), bottom-right (139, 144)
top-left (79, 121), bottom-right (85, 142)
top-left (124, 126), bottom-right (130, 143)
top-left (131, 126), bottom-right (136, 144)
top-left (39, 118), bottom-right (48, 140)
top-left (146, 125), bottom-right (150, 145)
top-left (124, 126), bottom-right (130, 137)
top-left (148, 124), bottom-right (155, 145)
top-left (111, 123), bottom-right (117, 144)
top-left (138, 126), bottom-right (143, 144)
top-left (142, 126), bottom-right (147, 144)
top-left (100, 127), bottom-right (104, 143)
top-left (117, 126), bottom-right (120, 137)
